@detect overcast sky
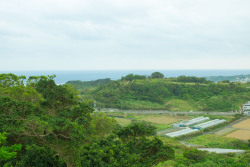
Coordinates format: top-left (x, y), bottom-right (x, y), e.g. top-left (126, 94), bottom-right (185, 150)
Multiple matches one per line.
top-left (0, 0), bottom-right (250, 70)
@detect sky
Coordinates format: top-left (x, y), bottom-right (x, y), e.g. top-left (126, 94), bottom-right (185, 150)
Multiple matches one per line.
top-left (0, 0), bottom-right (250, 71)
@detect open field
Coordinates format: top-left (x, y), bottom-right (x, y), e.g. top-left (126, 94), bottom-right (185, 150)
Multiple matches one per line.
top-left (140, 115), bottom-right (190, 125)
top-left (107, 112), bottom-right (192, 131)
top-left (232, 118), bottom-right (250, 130)
top-left (225, 130), bottom-right (250, 140)
top-left (114, 118), bottom-right (131, 126)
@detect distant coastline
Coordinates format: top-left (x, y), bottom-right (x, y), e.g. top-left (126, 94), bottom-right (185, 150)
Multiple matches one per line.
top-left (1, 69), bottom-right (250, 84)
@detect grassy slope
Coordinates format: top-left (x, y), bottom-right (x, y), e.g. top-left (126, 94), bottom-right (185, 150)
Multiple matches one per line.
top-left (165, 99), bottom-right (198, 111)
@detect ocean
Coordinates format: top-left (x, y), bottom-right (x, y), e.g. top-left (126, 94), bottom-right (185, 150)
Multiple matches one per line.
top-left (1, 70), bottom-right (250, 84)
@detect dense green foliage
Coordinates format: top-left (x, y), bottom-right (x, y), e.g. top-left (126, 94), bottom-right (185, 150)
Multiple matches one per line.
top-left (80, 73), bottom-right (250, 111)
top-left (151, 72), bottom-right (164, 79)
top-left (66, 78), bottom-right (112, 90)
top-left (0, 73), bottom-right (176, 167)
top-left (0, 132), bottom-right (21, 164)
top-left (172, 149), bottom-right (250, 167)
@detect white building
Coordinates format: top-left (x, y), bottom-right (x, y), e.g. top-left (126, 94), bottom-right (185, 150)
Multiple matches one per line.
top-left (243, 101), bottom-right (250, 111)
top-left (242, 101), bottom-right (250, 116)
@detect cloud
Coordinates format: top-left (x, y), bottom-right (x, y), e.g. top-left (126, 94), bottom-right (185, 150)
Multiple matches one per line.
top-left (0, 0), bottom-right (250, 70)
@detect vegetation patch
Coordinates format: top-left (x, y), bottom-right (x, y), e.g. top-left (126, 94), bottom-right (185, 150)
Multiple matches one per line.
top-left (165, 99), bottom-right (197, 111)
top-left (122, 100), bottom-right (164, 110)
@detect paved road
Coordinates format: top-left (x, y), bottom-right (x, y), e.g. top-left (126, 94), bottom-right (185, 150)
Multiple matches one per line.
top-left (98, 109), bottom-right (240, 116)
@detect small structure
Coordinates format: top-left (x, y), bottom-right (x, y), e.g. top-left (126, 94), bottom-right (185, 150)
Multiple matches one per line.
top-left (242, 101), bottom-right (250, 116)
top-left (165, 128), bottom-right (199, 138)
top-left (192, 119), bottom-right (226, 130)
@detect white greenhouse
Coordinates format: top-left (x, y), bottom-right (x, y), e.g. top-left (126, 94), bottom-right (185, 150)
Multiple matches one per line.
top-left (180, 116), bottom-right (210, 127)
top-left (192, 119), bottom-right (226, 130)
top-left (165, 128), bottom-right (199, 138)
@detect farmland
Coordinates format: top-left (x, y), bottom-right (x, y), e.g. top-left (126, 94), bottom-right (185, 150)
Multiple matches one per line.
top-left (232, 118), bottom-right (250, 129)
top-left (223, 118), bottom-right (250, 140)
top-left (226, 130), bottom-right (250, 140)
top-left (104, 112), bottom-right (192, 130)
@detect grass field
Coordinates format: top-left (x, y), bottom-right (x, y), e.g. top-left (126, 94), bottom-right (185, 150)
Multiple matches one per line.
top-left (114, 118), bottom-right (131, 126)
top-left (106, 112), bottom-right (192, 131)
top-left (187, 134), bottom-right (249, 149)
top-left (140, 115), bottom-right (190, 124)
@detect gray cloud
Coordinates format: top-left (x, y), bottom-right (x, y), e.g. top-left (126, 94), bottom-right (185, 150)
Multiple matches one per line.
top-left (0, 0), bottom-right (250, 70)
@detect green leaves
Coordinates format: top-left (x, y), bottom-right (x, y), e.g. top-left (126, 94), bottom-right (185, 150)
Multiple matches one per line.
top-left (116, 121), bottom-right (157, 141)
top-left (0, 132), bottom-right (22, 162)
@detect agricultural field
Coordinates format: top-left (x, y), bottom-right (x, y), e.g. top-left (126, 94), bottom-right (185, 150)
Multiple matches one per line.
top-left (140, 115), bottom-right (190, 124)
top-left (225, 130), bottom-right (250, 140)
top-left (232, 118), bottom-right (250, 129)
top-left (224, 118), bottom-right (250, 140)
top-left (104, 112), bottom-right (192, 130)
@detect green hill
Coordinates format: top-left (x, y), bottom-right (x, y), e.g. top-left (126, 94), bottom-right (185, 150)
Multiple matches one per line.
top-left (79, 74), bottom-right (250, 111)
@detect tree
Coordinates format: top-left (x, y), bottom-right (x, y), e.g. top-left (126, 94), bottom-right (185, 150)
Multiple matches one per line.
top-left (116, 121), bottom-right (157, 141)
top-left (151, 72), bottom-right (164, 79)
top-left (0, 132), bottom-right (22, 166)
top-left (16, 144), bottom-right (66, 167)
top-left (121, 74), bottom-right (146, 81)
top-left (0, 74), bottom-right (93, 167)
top-left (183, 148), bottom-right (207, 162)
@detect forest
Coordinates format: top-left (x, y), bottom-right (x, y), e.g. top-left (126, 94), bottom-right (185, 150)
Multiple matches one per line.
top-left (68, 72), bottom-right (250, 111)
top-left (0, 73), bottom-right (249, 167)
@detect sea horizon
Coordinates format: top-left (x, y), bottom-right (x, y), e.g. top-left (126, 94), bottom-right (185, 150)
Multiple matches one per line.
top-left (1, 69), bottom-right (250, 84)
